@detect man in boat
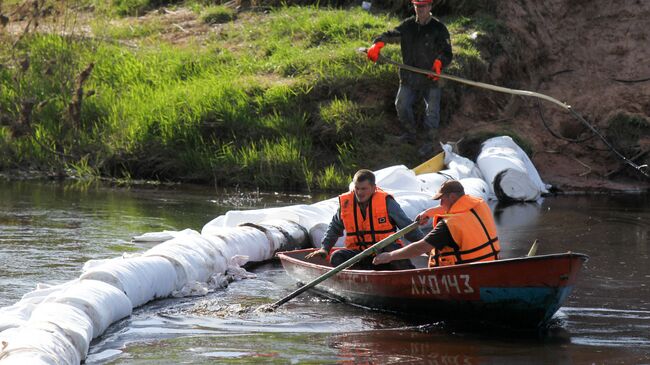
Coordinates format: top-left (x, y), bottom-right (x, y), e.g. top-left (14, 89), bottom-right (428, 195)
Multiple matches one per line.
top-left (305, 169), bottom-right (424, 270)
top-left (366, 0), bottom-right (453, 156)
top-left (373, 180), bottom-right (500, 267)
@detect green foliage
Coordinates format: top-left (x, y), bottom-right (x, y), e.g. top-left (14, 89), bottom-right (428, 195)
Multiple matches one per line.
top-left (111, 0), bottom-right (152, 16)
top-left (110, 0), bottom-right (183, 16)
top-left (606, 112), bottom-right (650, 155)
top-left (201, 5), bottom-right (235, 24)
top-left (66, 155), bottom-right (101, 181)
top-left (315, 165), bottom-right (350, 191)
top-left (0, 3), bottom-right (499, 190)
top-left (93, 18), bottom-right (165, 39)
top-left (319, 97), bottom-right (365, 140)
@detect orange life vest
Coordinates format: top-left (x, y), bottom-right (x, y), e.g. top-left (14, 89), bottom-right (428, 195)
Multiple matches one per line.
top-left (339, 188), bottom-right (398, 250)
top-left (428, 195), bottom-right (500, 267)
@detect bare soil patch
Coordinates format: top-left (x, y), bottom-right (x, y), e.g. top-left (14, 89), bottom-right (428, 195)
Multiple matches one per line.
top-left (441, 0), bottom-right (649, 192)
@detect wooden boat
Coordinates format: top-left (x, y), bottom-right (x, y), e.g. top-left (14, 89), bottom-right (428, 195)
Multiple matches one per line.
top-left (277, 248), bottom-right (588, 328)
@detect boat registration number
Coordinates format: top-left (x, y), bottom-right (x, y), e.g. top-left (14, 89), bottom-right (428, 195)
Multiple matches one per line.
top-left (411, 274), bottom-right (474, 296)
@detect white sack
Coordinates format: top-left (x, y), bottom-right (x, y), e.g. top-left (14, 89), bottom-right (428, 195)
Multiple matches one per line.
top-left (417, 172), bottom-right (452, 194)
top-left (0, 280), bottom-right (83, 333)
top-left (308, 222), bottom-right (346, 248)
top-left (168, 229), bottom-right (228, 275)
top-left (202, 200), bottom-right (338, 234)
top-left (203, 206), bottom-right (300, 230)
top-left (19, 280), bottom-right (79, 305)
top-left (476, 136), bottom-right (548, 201)
top-left (249, 223), bottom-right (288, 252)
top-left (347, 165), bottom-right (422, 193)
top-left (0, 302), bottom-right (35, 333)
top-left (265, 219), bottom-right (309, 249)
top-left (241, 219), bottom-right (309, 252)
top-left (210, 226), bottom-right (271, 263)
top-left (201, 234), bottom-right (237, 266)
top-left (0, 322), bottom-right (81, 365)
top-left (459, 178), bottom-right (490, 202)
top-left (143, 232), bottom-right (214, 287)
top-left (44, 279), bottom-right (132, 339)
top-left (162, 230), bottom-right (230, 276)
top-left (392, 191), bottom-right (438, 221)
top-left (0, 351), bottom-right (54, 365)
top-left (28, 303), bottom-right (94, 361)
top-left (131, 231), bottom-right (175, 243)
top-left (496, 169), bottom-right (544, 201)
top-left (442, 144), bottom-right (484, 180)
top-left (80, 256), bottom-right (178, 308)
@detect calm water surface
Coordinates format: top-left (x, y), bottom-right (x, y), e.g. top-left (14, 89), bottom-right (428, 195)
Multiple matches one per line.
top-left (1, 180), bottom-right (649, 364)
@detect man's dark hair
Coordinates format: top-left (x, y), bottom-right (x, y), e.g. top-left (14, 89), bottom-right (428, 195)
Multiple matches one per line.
top-left (353, 169), bottom-right (376, 185)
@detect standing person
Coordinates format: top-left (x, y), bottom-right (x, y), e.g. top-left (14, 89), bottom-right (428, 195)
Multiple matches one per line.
top-left (373, 180), bottom-right (500, 267)
top-left (305, 169), bottom-right (424, 270)
top-left (366, 0), bottom-right (453, 155)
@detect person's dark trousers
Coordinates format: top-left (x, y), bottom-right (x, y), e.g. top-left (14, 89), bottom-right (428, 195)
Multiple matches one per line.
top-left (329, 243), bottom-right (415, 271)
top-left (395, 84), bottom-right (442, 135)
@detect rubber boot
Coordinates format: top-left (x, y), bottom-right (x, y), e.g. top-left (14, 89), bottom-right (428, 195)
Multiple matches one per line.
top-left (417, 129), bottom-right (438, 157)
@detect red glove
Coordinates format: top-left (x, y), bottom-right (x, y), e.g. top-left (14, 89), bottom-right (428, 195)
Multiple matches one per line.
top-left (428, 59), bottom-right (442, 81)
top-left (367, 42), bottom-right (385, 63)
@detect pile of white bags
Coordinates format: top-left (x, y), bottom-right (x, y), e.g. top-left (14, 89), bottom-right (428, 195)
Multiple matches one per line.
top-left (45, 280), bottom-right (132, 339)
top-left (0, 221), bottom-right (312, 363)
top-left (0, 322), bottom-right (83, 365)
top-left (477, 136), bottom-right (548, 201)
top-left (80, 256), bottom-right (178, 307)
top-left (241, 219), bottom-right (309, 252)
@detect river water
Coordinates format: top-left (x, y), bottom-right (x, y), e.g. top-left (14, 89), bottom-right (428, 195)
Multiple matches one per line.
top-left (1, 180), bottom-right (649, 364)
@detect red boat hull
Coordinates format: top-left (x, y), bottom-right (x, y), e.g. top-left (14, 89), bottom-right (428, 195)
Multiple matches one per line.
top-left (278, 249), bottom-right (588, 328)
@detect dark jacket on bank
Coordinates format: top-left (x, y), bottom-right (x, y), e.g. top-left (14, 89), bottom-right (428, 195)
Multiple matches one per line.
top-left (374, 16), bottom-right (453, 89)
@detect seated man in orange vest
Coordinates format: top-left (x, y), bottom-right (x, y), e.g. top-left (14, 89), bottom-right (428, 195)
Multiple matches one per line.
top-left (305, 169), bottom-right (424, 270)
top-left (373, 180), bottom-right (500, 268)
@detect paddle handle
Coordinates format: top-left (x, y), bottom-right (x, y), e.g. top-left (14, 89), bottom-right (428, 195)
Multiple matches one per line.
top-left (270, 221), bottom-right (419, 310)
top-left (527, 239), bottom-right (539, 257)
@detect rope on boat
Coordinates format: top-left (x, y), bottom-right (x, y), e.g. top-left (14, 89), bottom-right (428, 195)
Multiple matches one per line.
top-left (365, 50), bottom-right (649, 179)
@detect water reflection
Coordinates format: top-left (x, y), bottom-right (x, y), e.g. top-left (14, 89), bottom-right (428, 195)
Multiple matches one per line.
top-left (2, 180), bottom-right (650, 364)
top-left (330, 330), bottom-right (573, 365)
top-left (0, 180), bottom-right (312, 307)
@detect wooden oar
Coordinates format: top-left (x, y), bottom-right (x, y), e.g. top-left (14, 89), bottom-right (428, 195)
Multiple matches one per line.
top-left (266, 221), bottom-right (419, 311)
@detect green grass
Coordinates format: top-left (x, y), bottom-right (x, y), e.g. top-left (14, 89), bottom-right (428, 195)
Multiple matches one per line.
top-left (0, 2), bottom-right (503, 191)
top-left (109, 0), bottom-right (183, 16)
top-left (201, 5), bottom-right (235, 24)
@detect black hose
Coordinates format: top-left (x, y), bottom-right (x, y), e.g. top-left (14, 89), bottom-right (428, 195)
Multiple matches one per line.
top-left (536, 99), bottom-right (595, 143)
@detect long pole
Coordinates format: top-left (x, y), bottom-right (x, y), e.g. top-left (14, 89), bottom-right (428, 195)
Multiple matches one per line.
top-left (268, 221), bottom-right (419, 310)
top-left (362, 49), bottom-right (649, 178)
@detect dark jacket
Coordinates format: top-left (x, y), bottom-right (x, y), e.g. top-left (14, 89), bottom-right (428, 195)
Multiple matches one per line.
top-left (375, 16), bottom-right (453, 89)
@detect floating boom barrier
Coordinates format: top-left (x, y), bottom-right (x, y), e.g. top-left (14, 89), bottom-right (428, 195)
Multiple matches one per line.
top-left (0, 137), bottom-right (549, 364)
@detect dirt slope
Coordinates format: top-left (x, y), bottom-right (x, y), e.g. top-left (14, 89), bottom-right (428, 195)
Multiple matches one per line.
top-left (443, 0), bottom-right (650, 192)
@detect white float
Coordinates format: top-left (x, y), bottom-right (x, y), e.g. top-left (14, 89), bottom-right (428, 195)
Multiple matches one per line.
top-left (44, 279), bottom-right (132, 339)
top-left (80, 256), bottom-right (178, 307)
top-left (476, 136), bottom-right (548, 201)
top-left (0, 323), bottom-right (81, 365)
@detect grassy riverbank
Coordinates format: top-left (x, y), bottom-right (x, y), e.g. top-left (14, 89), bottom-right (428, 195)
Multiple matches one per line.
top-left (0, 1), bottom-right (506, 190)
